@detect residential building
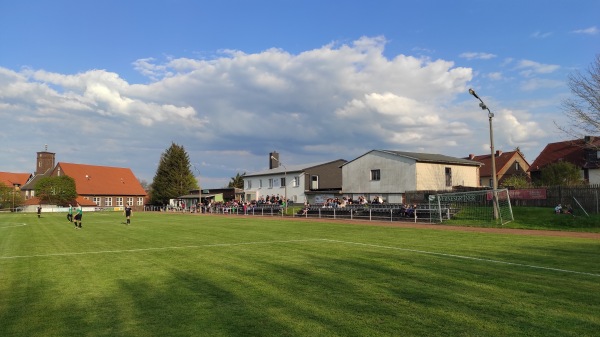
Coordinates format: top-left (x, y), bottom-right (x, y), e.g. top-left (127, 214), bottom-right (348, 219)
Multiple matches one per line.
top-left (342, 150), bottom-right (481, 203)
top-left (19, 149), bottom-right (147, 210)
top-left (466, 149), bottom-right (530, 187)
top-left (0, 172), bottom-right (31, 210)
top-left (243, 152), bottom-right (346, 204)
top-left (528, 136), bottom-right (600, 184)
top-left (0, 172), bottom-right (32, 189)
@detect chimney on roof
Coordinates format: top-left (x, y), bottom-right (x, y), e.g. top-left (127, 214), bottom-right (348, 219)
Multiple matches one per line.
top-left (495, 150), bottom-right (502, 157)
top-left (269, 151), bottom-right (279, 169)
top-left (468, 154), bottom-right (475, 160)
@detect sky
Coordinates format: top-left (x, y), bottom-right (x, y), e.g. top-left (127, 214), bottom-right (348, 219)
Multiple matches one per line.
top-left (0, 0), bottom-right (598, 188)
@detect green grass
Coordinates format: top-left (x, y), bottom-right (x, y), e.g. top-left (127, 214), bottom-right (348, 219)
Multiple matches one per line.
top-left (1, 212), bottom-right (599, 337)
top-left (444, 206), bottom-right (600, 232)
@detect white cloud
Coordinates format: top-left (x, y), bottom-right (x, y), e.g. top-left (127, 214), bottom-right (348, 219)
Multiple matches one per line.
top-left (530, 31), bottom-right (553, 39)
top-left (572, 26), bottom-right (599, 35)
top-left (0, 36), bottom-right (553, 186)
top-left (459, 52), bottom-right (497, 60)
top-left (516, 59), bottom-right (560, 77)
top-left (486, 72), bottom-right (504, 80)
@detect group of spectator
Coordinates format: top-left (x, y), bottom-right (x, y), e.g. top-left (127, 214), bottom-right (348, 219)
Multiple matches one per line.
top-left (554, 203), bottom-right (575, 216)
top-left (257, 194), bottom-right (287, 206)
top-left (320, 196), bottom-right (387, 208)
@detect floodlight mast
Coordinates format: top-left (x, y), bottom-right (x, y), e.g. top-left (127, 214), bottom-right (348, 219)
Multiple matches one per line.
top-left (270, 156), bottom-right (288, 215)
top-left (468, 88), bottom-right (500, 221)
top-left (192, 164), bottom-right (202, 213)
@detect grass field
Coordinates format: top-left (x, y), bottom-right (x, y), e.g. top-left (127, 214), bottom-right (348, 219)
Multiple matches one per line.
top-left (1, 211), bottom-right (599, 337)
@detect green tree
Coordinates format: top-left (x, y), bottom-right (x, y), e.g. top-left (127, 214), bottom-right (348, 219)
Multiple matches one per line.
top-left (500, 173), bottom-right (531, 189)
top-left (150, 143), bottom-right (198, 205)
top-left (540, 161), bottom-right (582, 186)
top-left (0, 182), bottom-right (23, 210)
top-left (35, 176), bottom-right (78, 205)
top-left (228, 172), bottom-right (246, 188)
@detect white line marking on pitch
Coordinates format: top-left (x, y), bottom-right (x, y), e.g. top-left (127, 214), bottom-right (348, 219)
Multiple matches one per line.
top-left (321, 239), bottom-right (600, 277)
top-left (1, 238), bottom-right (597, 278)
top-left (0, 223), bottom-right (27, 229)
top-left (0, 239), bottom-right (322, 260)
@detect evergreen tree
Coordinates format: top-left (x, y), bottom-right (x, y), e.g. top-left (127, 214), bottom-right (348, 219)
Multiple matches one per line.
top-left (228, 172), bottom-right (246, 189)
top-left (35, 176), bottom-right (77, 205)
top-left (150, 143), bottom-right (198, 205)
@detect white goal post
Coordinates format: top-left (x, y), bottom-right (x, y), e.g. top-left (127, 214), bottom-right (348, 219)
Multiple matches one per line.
top-left (430, 188), bottom-right (514, 225)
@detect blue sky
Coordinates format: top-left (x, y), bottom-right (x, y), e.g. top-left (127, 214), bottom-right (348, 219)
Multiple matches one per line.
top-left (1, 0), bottom-right (598, 188)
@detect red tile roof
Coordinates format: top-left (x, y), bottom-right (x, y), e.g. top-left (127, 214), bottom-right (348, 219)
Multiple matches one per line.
top-left (54, 162), bottom-right (147, 196)
top-left (528, 137), bottom-right (600, 172)
top-left (23, 196), bottom-right (97, 207)
top-left (0, 172), bottom-right (32, 188)
top-left (466, 150), bottom-right (528, 177)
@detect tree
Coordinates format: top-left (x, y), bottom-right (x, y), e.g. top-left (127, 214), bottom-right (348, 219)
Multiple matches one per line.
top-left (501, 173), bottom-right (531, 189)
top-left (35, 176), bottom-right (78, 205)
top-left (0, 182), bottom-right (23, 210)
top-left (539, 161), bottom-right (582, 186)
top-left (559, 54), bottom-right (600, 140)
top-left (150, 143), bottom-right (198, 205)
top-left (228, 172), bottom-right (246, 189)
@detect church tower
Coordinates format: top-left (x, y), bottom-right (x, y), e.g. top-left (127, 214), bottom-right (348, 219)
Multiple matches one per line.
top-left (36, 144), bottom-right (55, 175)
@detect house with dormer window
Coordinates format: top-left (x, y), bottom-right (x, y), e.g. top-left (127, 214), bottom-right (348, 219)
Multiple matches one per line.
top-left (528, 136), bottom-right (600, 184)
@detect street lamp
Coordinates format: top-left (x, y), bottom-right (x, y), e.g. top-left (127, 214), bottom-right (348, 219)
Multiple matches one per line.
top-left (469, 88), bottom-right (499, 220)
top-left (270, 156), bottom-right (287, 215)
top-left (192, 164), bottom-right (202, 213)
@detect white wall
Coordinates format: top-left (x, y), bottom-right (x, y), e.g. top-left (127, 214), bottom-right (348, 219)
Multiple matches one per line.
top-left (244, 172), bottom-right (307, 203)
top-left (588, 169), bottom-right (600, 184)
top-left (415, 162), bottom-right (479, 190)
top-left (342, 151), bottom-right (417, 194)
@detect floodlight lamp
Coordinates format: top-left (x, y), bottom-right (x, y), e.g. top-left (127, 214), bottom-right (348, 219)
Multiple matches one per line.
top-left (468, 88), bottom-right (480, 99)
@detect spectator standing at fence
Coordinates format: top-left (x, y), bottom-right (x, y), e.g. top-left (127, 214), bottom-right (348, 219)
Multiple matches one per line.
top-left (37, 205), bottom-right (42, 218)
top-left (124, 204), bottom-right (132, 225)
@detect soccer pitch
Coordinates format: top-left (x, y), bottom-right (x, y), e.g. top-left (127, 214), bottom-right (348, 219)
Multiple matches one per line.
top-left (1, 212), bottom-right (598, 337)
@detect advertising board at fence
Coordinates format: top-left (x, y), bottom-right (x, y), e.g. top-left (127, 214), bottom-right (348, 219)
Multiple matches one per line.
top-left (509, 189), bottom-right (547, 200)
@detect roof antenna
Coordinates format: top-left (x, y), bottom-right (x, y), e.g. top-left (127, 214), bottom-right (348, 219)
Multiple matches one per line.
top-left (44, 144), bottom-right (48, 151)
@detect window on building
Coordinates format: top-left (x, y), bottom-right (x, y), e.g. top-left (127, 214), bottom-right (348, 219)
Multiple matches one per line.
top-left (137, 197), bottom-right (144, 206)
top-left (105, 197), bottom-right (112, 206)
top-left (268, 178), bottom-right (273, 188)
top-left (281, 177), bottom-right (286, 187)
top-left (247, 180), bottom-right (252, 189)
top-left (515, 162), bottom-right (520, 171)
top-left (445, 167), bottom-right (452, 187)
top-left (93, 197), bottom-right (101, 206)
top-left (371, 169), bottom-right (381, 181)
top-left (116, 197), bottom-right (123, 206)
top-left (311, 175), bottom-right (319, 189)
top-left (127, 197), bottom-right (133, 206)
top-left (259, 179), bottom-right (263, 188)
top-left (293, 176), bottom-right (299, 187)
